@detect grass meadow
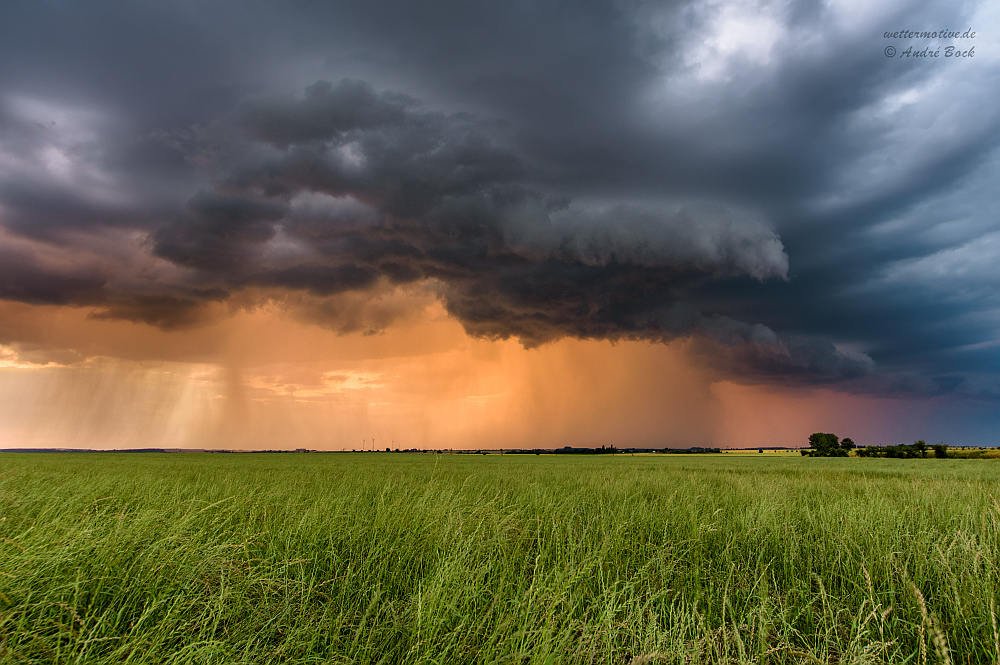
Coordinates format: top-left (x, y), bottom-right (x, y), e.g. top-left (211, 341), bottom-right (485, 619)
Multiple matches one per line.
top-left (1, 452), bottom-right (999, 664)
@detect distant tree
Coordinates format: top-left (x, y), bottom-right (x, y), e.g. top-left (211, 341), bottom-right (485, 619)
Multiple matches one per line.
top-left (808, 433), bottom-right (847, 457)
top-left (841, 438), bottom-right (856, 453)
top-left (912, 440), bottom-right (927, 458)
top-left (758, 448), bottom-right (764, 453)
top-left (932, 443), bottom-right (948, 458)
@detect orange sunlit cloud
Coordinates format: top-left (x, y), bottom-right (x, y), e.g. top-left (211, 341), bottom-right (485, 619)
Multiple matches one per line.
top-left (0, 295), bottom-right (711, 449)
top-left (0, 293), bottom-right (948, 451)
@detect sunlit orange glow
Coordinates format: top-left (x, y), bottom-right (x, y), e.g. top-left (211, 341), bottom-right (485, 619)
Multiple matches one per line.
top-left (0, 297), bottom-right (937, 450)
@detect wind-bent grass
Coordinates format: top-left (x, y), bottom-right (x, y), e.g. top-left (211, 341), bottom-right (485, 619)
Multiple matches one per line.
top-left (1, 453), bottom-right (999, 664)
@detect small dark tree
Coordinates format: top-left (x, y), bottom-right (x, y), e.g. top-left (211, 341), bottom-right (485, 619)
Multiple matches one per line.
top-left (840, 437), bottom-right (856, 453)
top-left (932, 443), bottom-right (948, 458)
top-left (913, 440), bottom-right (927, 458)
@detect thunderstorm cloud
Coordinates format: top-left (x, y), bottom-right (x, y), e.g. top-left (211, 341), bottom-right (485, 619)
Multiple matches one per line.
top-left (0, 0), bottom-right (998, 396)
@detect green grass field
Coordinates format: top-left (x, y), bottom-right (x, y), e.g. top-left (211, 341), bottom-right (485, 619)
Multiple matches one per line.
top-left (1, 453), bottom-right (999, 664)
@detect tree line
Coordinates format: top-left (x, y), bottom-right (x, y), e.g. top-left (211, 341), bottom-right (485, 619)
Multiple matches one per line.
top-left (803, 433), bottom-right (949, 458)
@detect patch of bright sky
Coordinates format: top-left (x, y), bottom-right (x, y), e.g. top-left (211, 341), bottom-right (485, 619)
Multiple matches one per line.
top-left (7, 96), bottom-right (105, 144)
top-left (0, 344), bottom-right (67, 370)
top-left (822, 0), bottom-right (904, 32)
top-left (246, 369), bottom-right (387, 400)
top-left (259, 225), bottom-right (317, 265)
top-left (812, 0), bottom-right (998, 215)
top-left (810, 72), bottom-right (986, 215)
top-left (879, 231), bottom-right (1000, 294)
top-left (0, 357), bottom-right (220, 449)
top-left (855, 150), bottom-right (1000, 268)
top-left (685, 0), bottom-right (787, 83)
top-left (336, 141), bottom-right (365, 169)
top-left (832, 342), bottom-right (874, 365)
top-left (289, 191), bottom-right (379, 224)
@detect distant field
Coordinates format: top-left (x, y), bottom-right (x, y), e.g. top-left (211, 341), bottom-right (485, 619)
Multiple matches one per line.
top-left (1, 453), bottom-right (998, 664)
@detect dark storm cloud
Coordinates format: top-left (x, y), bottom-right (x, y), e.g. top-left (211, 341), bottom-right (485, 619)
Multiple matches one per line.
top-left (0, 176), bottom-right (163, 243)
top-left (228, 79), bottom-right (526, 214)
top-left (0, 0), bottom-right (997, 393)
top-left (154, 192), bottom-right (288, 273)
top-left (236, 79), bottom-right (418, 148)
top-left (0, 236), bottom-right (226, 328)
top-left (147, 79), bottom-right (803, 365)
top-left (0, 247), bottom-right (107, 306)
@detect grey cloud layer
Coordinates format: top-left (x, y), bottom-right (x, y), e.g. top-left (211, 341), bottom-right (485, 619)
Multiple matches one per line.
top-left (0, 0), bottom-right (997, 397)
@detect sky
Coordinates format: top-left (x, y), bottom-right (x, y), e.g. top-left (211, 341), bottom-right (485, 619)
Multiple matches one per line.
top-left (0, 0), bottom-right (998, 450)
